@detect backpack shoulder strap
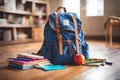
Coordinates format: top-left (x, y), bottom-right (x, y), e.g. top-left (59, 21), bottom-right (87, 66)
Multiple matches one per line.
top-left (55, 12), bottom-right (63, 55)
top-left (70, 14), bottom-right (80, 54)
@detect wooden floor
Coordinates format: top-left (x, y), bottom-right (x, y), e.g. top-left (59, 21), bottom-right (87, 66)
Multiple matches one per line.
top-left (0, 40), bottom-right (120, 80)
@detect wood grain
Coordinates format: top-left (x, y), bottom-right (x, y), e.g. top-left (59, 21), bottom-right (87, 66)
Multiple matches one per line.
top-left (0, 42), bottom-right (43, 63)
top-left (0, 40), bottom-right (120, 80)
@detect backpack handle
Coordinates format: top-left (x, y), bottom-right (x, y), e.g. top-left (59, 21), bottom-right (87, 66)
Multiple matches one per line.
top-left (56, 7), bottom-right (67, 12)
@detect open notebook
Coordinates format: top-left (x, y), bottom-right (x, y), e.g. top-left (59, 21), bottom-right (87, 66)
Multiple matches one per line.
top-left (35, 64), bottom-right (66, 71)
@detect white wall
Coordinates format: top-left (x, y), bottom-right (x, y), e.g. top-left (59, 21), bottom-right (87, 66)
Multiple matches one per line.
top-left (104, 0), bottom-right (120, 36)
top-left (81, 0), bottom-right (120, 36)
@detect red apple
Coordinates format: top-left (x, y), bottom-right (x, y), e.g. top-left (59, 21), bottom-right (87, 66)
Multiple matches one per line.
top-left (74, 54), bottom-right (85, 65)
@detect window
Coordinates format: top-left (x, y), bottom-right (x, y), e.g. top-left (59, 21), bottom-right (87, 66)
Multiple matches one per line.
top-left (62, 0), bottom-right (80, 18)
top-left (86, 0), bottom-right (104, 16)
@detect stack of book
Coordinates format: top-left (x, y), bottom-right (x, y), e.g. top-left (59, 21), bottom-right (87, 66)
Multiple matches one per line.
top-left (7, 53), bottom-right (51, 70)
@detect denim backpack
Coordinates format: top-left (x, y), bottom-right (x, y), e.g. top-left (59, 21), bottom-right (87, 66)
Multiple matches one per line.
top-left (37, 7), bottom-right (89, 64)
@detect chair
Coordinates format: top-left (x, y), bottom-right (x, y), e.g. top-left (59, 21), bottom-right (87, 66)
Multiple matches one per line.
top-left (105, 16), bottom-right (120, 47)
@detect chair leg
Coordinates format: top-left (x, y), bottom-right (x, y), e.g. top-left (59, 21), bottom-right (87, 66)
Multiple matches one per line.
top-left (109, 25), bottom-right (112, 47)
top-left (106, 24), bottom-right (109, 47)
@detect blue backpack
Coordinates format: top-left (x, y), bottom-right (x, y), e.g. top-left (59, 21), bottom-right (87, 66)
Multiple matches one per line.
top-left (38, 7), bottom-right (89, 64)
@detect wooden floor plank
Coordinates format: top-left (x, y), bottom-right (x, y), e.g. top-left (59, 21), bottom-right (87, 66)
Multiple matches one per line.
top-left (0, 40), bottom-right (120, 80)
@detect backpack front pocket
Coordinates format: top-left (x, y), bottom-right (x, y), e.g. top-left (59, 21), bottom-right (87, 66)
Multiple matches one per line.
top-left (53, 41), bottom-right (82, 64)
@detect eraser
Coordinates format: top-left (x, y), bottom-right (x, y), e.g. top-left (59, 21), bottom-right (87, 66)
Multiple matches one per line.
top-left (105, 61), bottom-right (112, 65)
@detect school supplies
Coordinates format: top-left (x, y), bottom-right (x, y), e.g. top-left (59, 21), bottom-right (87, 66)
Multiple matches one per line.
top-left (37, 7), bottom-right (89, 65)
top-left (7, 53), bottom-right (50, 70)
top-left (105, 61), bottom-right (113, 65)
top-left (35, 64), bottom-right (66, 71)
top-left (17, 53), bottom-right (44, 60)
top-left (83, 58), bottom-right (106, 67)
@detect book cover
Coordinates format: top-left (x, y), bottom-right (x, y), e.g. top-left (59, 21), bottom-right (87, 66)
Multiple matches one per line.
top-left (8, 64), bottom-right (34, 70)
top-left (9, 60), bottom-right (50, 66)
top-left (8, 60), bottom-right (51, 70)
top-left (8, 58), bottom-right (48, 65)
top-left (39, 65), bottom-right (66, 71)
top-left (17, 53), bottom-right (44, 60)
